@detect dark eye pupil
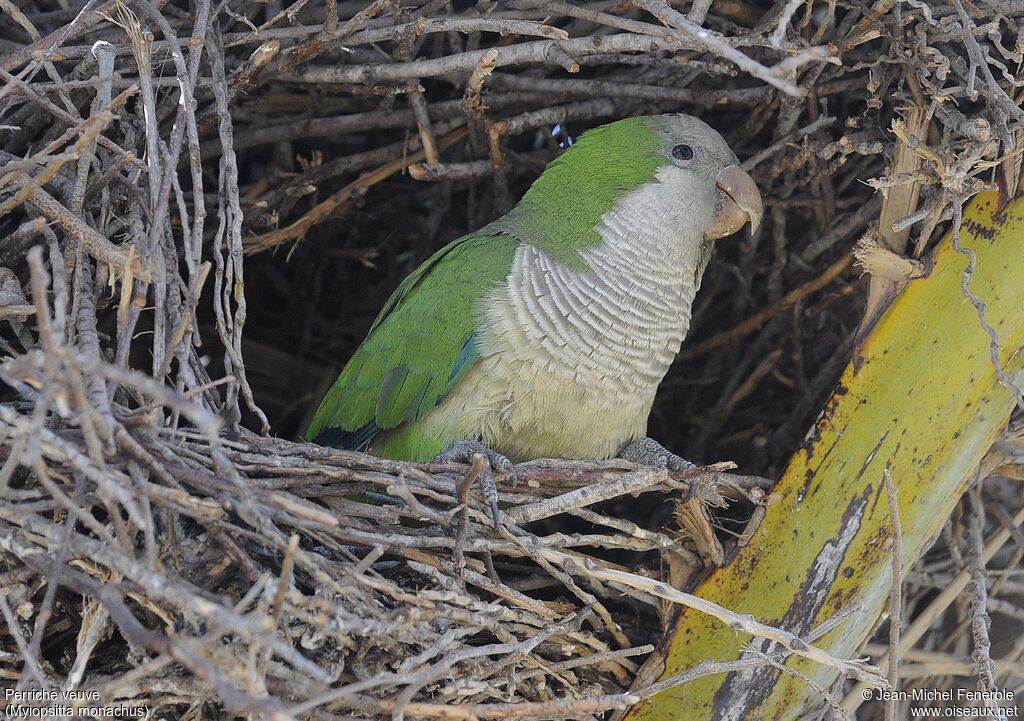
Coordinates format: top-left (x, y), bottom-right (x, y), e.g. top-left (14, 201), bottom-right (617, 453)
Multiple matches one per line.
top-left (672, 144), bottom-right (694, 160)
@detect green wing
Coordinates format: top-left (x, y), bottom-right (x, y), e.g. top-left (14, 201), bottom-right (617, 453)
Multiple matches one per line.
top-left (306, 232), bottom-right (518, 458)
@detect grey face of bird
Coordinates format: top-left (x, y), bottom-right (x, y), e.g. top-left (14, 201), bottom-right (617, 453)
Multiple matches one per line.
top-left (648, 114), bottom-right (764, 240)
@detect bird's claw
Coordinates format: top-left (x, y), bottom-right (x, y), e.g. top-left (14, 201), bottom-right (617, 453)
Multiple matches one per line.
top-left (620, 437), bottom-right (696, 472)
top-left (620, 437), bottom-right (704, 500)
top-left (435, 440), bottom-right (515, 527)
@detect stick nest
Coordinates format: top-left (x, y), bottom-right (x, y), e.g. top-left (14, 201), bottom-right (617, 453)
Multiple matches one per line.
top-left (1, 0), bottom-right (1023, 719)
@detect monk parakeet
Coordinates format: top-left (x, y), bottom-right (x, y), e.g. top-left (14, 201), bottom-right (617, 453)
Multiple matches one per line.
top-left (307, 114), bottom-right (762, 491)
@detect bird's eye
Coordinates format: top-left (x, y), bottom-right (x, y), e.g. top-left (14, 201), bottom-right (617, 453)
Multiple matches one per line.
top-left (672, 144), bottom-right (695, 161)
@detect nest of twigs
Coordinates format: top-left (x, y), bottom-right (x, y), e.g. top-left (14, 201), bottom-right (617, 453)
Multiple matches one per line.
top-left (2, 0), bottom-right (1024, 719)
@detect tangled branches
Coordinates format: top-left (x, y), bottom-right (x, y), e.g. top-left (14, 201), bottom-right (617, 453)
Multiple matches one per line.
top-left (0, 267), bottom-right (850, 717)
top-left (2, 0), bottom-right (1024, 719)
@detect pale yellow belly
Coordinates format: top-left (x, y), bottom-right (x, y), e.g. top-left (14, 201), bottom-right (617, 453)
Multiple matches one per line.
top-left (423, 352), bottom-right (655, 462)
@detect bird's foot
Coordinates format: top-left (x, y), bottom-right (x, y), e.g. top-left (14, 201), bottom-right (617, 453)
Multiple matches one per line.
top-left (620, 437), bottom-right (716, 502)
top-left (620, 437), bottom-right (696, 472)
top-left (435, 440), bottom-right (515, 527)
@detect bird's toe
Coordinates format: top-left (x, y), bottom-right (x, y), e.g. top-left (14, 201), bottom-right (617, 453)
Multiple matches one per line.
top-left (435, 440), bottom-right (512, 527)
top-left (620, 437), bottom-right (696, 472)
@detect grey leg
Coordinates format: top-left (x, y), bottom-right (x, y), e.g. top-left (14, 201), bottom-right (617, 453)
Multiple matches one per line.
top-left (620, 437), bottom-right (723, 502)
top-left (435, 440), bottom-right (515, 526)
top-left (619, 437), bottom-right (696, 472)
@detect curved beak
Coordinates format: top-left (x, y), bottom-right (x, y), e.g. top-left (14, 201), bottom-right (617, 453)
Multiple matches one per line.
top-left (706, 165), bottom-right (763, 239)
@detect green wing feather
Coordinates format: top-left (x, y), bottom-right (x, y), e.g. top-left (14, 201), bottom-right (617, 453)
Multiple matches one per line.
top-left (306, 232), bottom-right (518, 459)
